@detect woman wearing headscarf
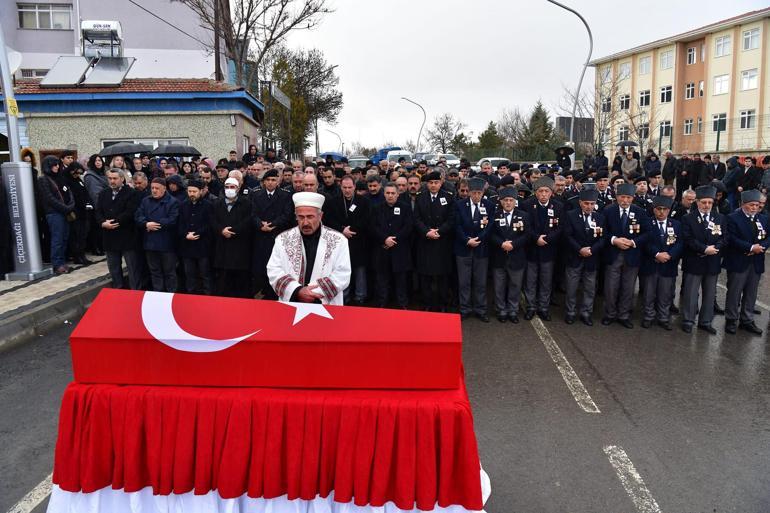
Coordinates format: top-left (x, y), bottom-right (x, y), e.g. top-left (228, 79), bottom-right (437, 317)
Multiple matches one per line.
top-left (38, 155), bottom-right (75, 274)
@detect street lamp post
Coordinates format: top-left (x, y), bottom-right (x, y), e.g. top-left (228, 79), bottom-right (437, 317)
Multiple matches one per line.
top-left (546, 0), bottom-right (593, 168)
top-left (401, 97), bottom-right (426, 153)
top-left (325, 128), bottom-right (343, 153)
top-left (0, 21), bottom-right (49, 280)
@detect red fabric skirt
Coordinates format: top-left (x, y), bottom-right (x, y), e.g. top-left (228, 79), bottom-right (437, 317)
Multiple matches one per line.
top-left (52, 380), bottom-right (483, 511)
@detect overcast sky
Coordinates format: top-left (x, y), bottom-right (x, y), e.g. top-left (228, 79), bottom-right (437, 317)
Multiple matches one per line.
top-left (286, 0), bottom-right (768, 154)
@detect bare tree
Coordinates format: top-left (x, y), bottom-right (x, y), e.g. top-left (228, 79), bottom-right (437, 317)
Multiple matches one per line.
top-left (497, 108), bottom-right (526, 151)
top-left (426, 113), bottom-right (466, 154)
top-left (179, 0), bottom-right (332, 90)
top-left (402, 139), bottom-right (417, 153)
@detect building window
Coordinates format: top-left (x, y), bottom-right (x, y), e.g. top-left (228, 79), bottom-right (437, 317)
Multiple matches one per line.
top-left (20, 69), bottom-right (48, 78)
top-left (618, 62), bottom-right (631, 80)
top-left (660, 85), bottom-right (672, 103)
top-left (619, 94), bottom-right (630, 110)
top-left (712, 113), bottom-right (727, 132)
top-left (660, 121), bottom-right (672, 138)
top-left (639, 56), bottom-right (651, 75)
top-left (701, 44), bottom-right (706, 62)
top-left (639, 90), bottom-right (650, 107)
top-left (684, 119), bottom-right (693, 135)
top-left (102, 138), bottom-right (189, 149)
top-left (715, 35), bottom-right (731, 57)
top-left (601, 97), bottom-right (611, 113)
top-left (638, 123), bottom-right (649, 140)
top-left (601, 66), bottom-right (611, 83)
top-left (743, 28), bottom-right (760, 50)
top-left (242, 135), bottom-right (250, 155)
top-left (685, 82), bottom-right (695, 99)
top-left (619, 126), bottom-right (629, 141)
top-left (660, 50), bottom-right (673, 69)
top-left (697, 117), bottom-right (703, 133)
top-left (740, 109), bottom-right (756, 129)
top-left (699, 80), bottom-right (704, 97)
top-left (741, 68), bottom-right (758, 90)
top-left (687, 47), bottom-right (696, 65)
top-left (713, 74), bottom-right (729, 95)
top-left (18, 3), bottom-right (72, 30)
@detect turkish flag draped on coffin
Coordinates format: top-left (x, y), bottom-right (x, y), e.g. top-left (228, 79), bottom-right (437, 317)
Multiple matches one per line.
top-left (70, 289), bottom-right (462, 389)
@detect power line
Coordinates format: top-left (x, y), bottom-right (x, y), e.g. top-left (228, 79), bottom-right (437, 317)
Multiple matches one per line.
top-left (126, 0), bottom-right (212, 49)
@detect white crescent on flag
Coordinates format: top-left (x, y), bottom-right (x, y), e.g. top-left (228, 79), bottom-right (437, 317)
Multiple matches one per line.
top-left (141, 292), bottom-right (260, 352)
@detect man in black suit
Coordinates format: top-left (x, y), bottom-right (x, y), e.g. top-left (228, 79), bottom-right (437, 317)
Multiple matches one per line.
top-left (489, 188), bottom-right (531, 323)
top-left (370, 182), bottom-right (413, 308)
top-left (680, 185), bottom-right (728, 333)
top-left (251, 169), bottom-right (293, 298)
top-left (521, 177), bottom-right (564, 321)
top-left (95, 168), bottom-right (141, 289)
top-left (323, 175), bottom-right (370, 305)
top-left (413, 171), bottom-right (455, 311)
top-left (562, 189), bottom-right (605, 326)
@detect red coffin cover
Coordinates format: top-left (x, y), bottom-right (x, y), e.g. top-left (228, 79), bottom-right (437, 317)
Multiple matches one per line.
top-left (70, 289), bottom-right (462, 389)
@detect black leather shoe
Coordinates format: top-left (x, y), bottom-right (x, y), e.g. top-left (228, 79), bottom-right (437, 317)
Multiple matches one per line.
top-left (93, 249), bottom-right (105, 256)
top-left (725, 321), bottom-right (738, 334)
top-left (713, 303), bottom-right (725, 315)
top-left (565, 315), bottom-right (575, 325)
top-left (580, 315), bottom-right (593, 326)
top-left (601, 317), bottom-right (614, 326)
top-left (477, 313), bottom-right (490, 323)
top-left (524, 310), bottom-right (536, 321)
top-left (460, 312), bottom-right (472, 321)
top-left (658, 320), bottom-right (672, 331)
top-left (682, 324), bottom-right (693, 333)
top-left (538, 310), bottom-right (551, 321)
top-left (509, 314), bottom-right (520, 324)
top-left (497, 315), bottom-right (508, 323)
top-left (618, 319), bottom-right (634, 329)
top-left (753, 308), bottom-right (762, 315)
top-left (669, 305), bottom-right (680, 314)
top-left (641, 319), bottom-right (652, 328)
top-left (698, 324), bottom-right (717, 335)
top-left (739, 322), bottom-right (763, 335)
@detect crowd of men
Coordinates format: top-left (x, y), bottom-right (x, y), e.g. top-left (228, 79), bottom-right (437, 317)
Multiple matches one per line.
top-left (11, 144), bottom-right (770, 337)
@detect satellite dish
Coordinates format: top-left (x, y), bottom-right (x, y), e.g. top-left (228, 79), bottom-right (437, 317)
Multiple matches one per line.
top-left (8, 49), bottom-right (22, 75)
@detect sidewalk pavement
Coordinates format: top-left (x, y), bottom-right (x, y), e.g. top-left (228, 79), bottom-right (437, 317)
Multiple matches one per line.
top-left (0, 256), bottom-right (111, 352)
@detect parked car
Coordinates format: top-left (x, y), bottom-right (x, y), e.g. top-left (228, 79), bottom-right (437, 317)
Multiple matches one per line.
top-left (436, 153), bottom-right (461, 167)
top-left (348, 155), bottom-right (368, 169)
top-left (424, 153), bottom-right (438, 165)
top-left (471, 157), bottom-right (509, 172)
top-left (413, 152), bottom-right (429, 163)
top-left (386, 150), bottom-right (413, 164)
top-left (370, 146), bottom-right (402, 165)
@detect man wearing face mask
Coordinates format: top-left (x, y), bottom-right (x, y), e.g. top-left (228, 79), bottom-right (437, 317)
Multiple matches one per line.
top-left (212, 177), bottom-right (254, 297)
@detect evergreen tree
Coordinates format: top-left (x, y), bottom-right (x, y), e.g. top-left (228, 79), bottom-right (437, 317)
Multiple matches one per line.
top-left (515, 101), bottom-right (564, 161)
top-left (477, 121), bottom-right (505, 151)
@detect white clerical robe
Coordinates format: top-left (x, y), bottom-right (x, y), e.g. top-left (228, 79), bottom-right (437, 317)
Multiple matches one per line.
top-left (267, 226), bottom-right (351, 305)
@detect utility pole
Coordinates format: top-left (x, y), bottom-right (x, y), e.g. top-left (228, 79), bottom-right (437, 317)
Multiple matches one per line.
top-left (0, 22), bottom-right (50, 280)
top-left (213, 0), bottom-right (222, 81)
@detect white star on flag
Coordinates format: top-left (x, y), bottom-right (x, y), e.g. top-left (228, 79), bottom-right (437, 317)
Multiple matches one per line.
top-left (281, 301), bottom-right (334, 326)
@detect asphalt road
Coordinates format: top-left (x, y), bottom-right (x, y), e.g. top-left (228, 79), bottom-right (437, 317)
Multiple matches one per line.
top-left (1, 281), bottom-right (769, 513)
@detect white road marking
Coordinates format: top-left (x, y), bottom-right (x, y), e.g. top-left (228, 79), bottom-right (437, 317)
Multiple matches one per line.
top-left (604, 445), bottom-right (662, 513)
top-left (6, 473), bottom-right (51, 513)
top-left (530, 317), bottom-right (600, 413)
top-left (716, 283), bottom-right (770, 311)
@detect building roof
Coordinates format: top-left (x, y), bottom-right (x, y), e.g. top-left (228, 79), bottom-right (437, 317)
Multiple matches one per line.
top-left (590, 6), bottom-right (770, 65)
top-left (13, 78), bottom-right (242, 95)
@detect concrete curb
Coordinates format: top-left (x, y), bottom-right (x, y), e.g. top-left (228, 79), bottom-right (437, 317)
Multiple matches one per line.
top-left (0, 276), bottom-right (110, 354)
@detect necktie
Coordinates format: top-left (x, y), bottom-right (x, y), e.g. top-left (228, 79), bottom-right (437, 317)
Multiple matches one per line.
top-left (506, 213), bottom-right (512, 226)
top-left (620, 209), bottom-right (628, 228)
top-left (268, 192), bottom-right (273, 199)
top-left (584, 214), bottom-right (590, 230)
top-left (431, 195), bottom-right (436, 203)
top-left (659, 222), bottom-right (665, 238)
top-left (472, 203), bottom-right (480, 222)
top-left (751, 215), bottom-right (758, 238)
